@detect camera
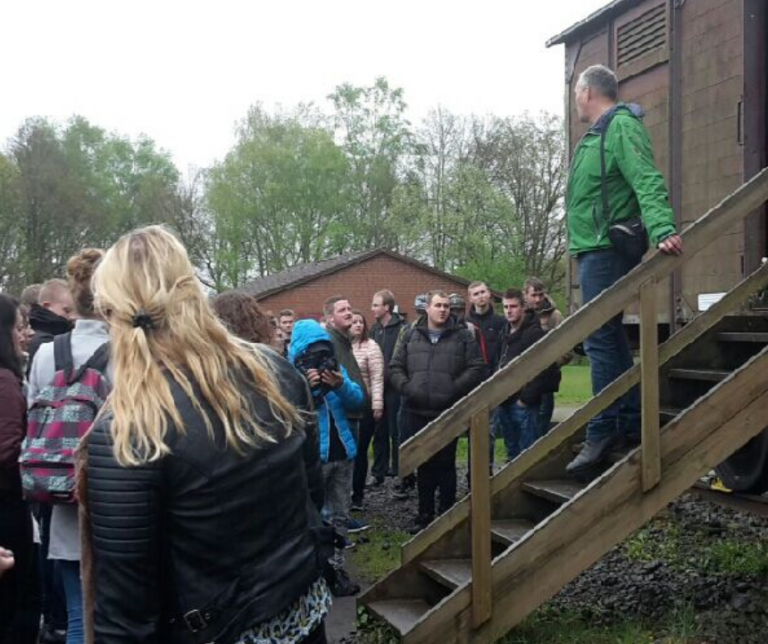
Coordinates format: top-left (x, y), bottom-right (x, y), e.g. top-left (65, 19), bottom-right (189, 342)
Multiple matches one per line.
top-left (294, 341), bottom-right (340, 399)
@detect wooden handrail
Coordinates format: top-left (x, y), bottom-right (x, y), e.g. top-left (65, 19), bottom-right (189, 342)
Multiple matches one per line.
top-left (640, 279), bottom-right (661, 491)
top-left (399, 167), bottom-right (768, 477)
top-left (400, 259), bottom-right (768, 566)
top-left (469, 408), bottom-right (492, 627)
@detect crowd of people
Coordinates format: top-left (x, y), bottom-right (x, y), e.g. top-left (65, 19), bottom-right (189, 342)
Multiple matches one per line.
top-left (0, 63), bottom-right (685, 644)
top-left (0, 227), bottom-right (567, 643)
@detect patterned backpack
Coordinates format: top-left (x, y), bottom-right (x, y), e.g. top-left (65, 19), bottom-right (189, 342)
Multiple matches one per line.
top-left (20, 333), bottom-right (111, 504)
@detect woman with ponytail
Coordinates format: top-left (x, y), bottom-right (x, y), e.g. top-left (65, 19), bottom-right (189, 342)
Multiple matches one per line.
top-left (27, 249), bottom-right (108, 644)
top-left (85, 226), bottom-right (329, 644)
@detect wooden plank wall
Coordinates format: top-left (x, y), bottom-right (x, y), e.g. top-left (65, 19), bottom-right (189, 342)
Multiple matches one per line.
top-left (679, 0), bottom-right (745, 309)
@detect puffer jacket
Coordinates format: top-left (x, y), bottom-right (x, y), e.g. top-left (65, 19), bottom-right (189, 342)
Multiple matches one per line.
top-left (289, 320), bottom-right (365, 462)
top-left (390, 317), bottom-right (487, 418)
top-left (86, 350), bottom-right (327, 644)
top-left (566, 103), bottom-right (677, 256)
top-left (352, 338), bottom-right (384, 412)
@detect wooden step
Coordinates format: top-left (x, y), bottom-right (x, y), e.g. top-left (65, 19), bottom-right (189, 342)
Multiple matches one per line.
top-left (668, 368), bottom-right (730, 382)
top-left (367, 599), bottom-right (431, 635)
top-left (522, 480), bottom-right (584, 504)
top-left (491, 519), bottom-right (536, 547)
top-left (418, 558), bottom-right (472, 590)
top-left (716, 331), bottom-right (768, 343)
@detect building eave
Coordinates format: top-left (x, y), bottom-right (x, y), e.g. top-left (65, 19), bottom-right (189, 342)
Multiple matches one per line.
top-left (546, 0), bottom-right (644, 47)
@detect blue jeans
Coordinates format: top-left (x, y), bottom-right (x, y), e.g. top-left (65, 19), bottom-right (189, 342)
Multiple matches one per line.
top-left (496, 401), bottom-right (541, 462)
top-left (578, 248), bottom-right (641, 442)
top-left (59, 560), bottom-right (84, 644)
top-left (539, 392), bottom-right (555, 434)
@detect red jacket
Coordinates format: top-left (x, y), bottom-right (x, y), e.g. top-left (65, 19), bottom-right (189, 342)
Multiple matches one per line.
top-left (0, 368), bottom-right (26, 492)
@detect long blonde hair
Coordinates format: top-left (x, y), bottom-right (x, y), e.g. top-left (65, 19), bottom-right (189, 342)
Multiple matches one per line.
top-left (93, 225), bottom-right (302, 466)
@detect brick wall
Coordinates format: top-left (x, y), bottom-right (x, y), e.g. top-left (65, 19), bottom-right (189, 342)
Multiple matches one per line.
top-left (257, 255), bottom-right (472, 324)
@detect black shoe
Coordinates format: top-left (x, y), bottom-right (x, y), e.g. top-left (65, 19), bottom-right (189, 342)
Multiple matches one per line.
top-left (566, 436), bottom-right (617, 477)
top-left (331, 568), bottom-right (361, 597)
top-left (408, 515), bottom-right (434, 535)
top-left (350, 496), bottom-right (364, 512)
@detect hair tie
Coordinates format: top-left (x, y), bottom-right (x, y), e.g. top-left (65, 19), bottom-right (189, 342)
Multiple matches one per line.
top-left (132, 310), bottom-right (155, 331)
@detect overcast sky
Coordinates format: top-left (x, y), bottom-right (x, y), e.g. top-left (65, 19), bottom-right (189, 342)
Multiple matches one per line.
top-left (1, 0), bottom-right (609, 173)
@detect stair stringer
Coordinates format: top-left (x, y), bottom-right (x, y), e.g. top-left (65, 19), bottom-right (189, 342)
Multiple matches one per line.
top-left (400, 345), bottom-right (768, 644)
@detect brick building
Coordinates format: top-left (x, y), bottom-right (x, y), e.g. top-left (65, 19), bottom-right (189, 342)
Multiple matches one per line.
top-left (237, 248), bottom-right (485, 322)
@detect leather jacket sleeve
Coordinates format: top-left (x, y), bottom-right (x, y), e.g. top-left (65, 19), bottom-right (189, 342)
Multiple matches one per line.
top-left (298, 380), bottom-right (324, 512)
top-left (87, 420), bottom-right (165, 644)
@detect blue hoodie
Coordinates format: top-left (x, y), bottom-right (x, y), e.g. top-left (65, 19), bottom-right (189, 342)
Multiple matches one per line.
top-left (289, 320), bottom-right (364, 462)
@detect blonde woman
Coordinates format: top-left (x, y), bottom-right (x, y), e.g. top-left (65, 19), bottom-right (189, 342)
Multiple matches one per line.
top-left (85, 226), bottom-right (330, 644)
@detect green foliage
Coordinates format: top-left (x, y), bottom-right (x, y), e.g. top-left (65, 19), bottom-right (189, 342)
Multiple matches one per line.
top-left (0, 116), bottom-right (179, 292)
top-left (1, 79), bottom-right (568, 296)
top-left (704, 540), bottom-right (768, 576)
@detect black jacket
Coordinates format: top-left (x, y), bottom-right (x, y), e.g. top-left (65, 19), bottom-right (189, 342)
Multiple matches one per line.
top-left (496, 310), bottom-right (560, 407)
top-left (467, 305), bottom-right (506, 370)
top-left (369, 312), bottom-right (407, 385)
top-left (86, 354), bottom-right (326, 644)
top-left (27, 304), bottom-right (73, 367)
top-left (390, 317), bottom-right (488, 418)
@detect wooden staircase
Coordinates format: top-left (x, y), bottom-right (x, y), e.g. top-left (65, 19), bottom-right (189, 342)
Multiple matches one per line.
top-left (358, 169), bottom-right (768, 643)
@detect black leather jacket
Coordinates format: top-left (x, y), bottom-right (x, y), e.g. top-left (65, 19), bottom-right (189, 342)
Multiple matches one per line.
top-left (86, 354), bottom-right (326, 644)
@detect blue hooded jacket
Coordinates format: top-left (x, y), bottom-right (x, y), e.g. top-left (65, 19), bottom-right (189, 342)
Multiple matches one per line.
top-left (289, 320), bottom-right (364, 462)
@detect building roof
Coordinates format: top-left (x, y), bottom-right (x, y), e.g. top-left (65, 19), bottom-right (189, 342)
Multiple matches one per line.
top-left (237, 248), bottom-right (476, 300)
top-left (547, 0), bottom-right (642, 47)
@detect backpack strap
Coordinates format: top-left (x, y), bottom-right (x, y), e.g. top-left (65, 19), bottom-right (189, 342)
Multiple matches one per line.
top-left (599, 112), bottom-right (617, 227)
top-left (53, 333), bottom-right (75, 378)
top-left (69, 341), bottom-right (111, 386)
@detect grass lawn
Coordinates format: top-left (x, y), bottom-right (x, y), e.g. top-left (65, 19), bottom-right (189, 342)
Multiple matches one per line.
top-left (555, 364), bottom-right (592, 407)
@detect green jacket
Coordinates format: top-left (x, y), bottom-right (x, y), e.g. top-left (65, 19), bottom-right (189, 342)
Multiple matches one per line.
top-left (566, 103), bottom-right (677, 256)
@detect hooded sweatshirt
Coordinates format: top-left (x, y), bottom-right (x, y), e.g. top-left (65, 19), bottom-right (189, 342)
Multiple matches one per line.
top-left (289, 320), bottom-right (365, 462)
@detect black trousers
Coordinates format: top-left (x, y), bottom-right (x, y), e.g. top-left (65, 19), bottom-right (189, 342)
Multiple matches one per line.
top-left (400, 409), bottom-right (459, 519)
top-left (0, 493), bottom-right (41, 644)
top-left (352, 405), bottom-right (376, 503)
top-left (372, 388), bottom-right (401, 478)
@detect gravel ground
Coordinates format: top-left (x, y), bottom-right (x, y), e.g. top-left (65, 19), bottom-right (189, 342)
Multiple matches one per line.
top-left (350, 468), bottom-right (768, 643)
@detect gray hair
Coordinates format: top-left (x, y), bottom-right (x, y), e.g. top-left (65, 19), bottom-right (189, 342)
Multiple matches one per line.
top-left (577, 65), bottom-right (619, 101)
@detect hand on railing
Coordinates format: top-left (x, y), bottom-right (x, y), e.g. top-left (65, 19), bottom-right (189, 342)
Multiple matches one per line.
top-left (659, 234), bottom-right (683, 255)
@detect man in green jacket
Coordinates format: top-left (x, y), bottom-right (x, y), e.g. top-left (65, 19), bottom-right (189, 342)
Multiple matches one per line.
top-left (566, 65), bottom-right (683, 476)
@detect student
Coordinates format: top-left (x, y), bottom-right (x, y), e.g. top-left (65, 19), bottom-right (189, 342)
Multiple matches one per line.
top-left (84, 226), bottom-right (331, 644)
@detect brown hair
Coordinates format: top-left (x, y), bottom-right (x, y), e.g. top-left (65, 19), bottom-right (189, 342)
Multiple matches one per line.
top-left (503, 288), bottom-right (525, 305)
top-left (351, 309), bottom-right (370, 344)
top-left (323, 295), bottom-right (348, 317)
top-left (373, 290), bottom-right (396, 313)
top-left (213, 292), bottom-right (275, 345)
top-left (67, 249), bottom-right (104, 317)
top-left (278, 309), bottom-right (295, 320)
top-left (20, 284), bottom-right (42, 307)
top-left (524, 277), bottom-right (545, 292)
top-left (426, 290), bottom-right (449, 306)
top-left (467, 281), bottom-right (487, 292)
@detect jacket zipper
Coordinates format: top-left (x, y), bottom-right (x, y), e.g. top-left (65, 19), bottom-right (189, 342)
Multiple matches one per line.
top-left (592, 199), bottom-right (603, 243)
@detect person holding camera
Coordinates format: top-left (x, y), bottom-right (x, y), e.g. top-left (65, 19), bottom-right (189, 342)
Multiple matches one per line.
top-left (289, 319), bottom-right (365, 597)
top-left (566, 65), bottom-right (683, 477)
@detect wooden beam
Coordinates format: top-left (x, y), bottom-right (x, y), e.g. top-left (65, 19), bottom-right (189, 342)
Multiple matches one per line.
top-left (469, 409), bottom-right (492, 628)
top-left (399, 168), bottom-right (768, 477)
top-left (396, 260), bottom-right (768, 566)
top-left (640, 279), bottom-right (661, 491)
top-left (402, 345), bottom-right (768, 644)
